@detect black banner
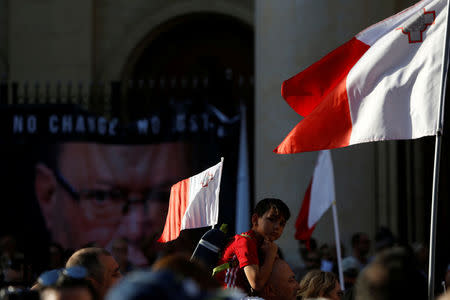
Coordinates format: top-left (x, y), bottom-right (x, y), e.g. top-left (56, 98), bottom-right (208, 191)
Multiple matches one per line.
top-left (0, 103), bottom-right (239, 144)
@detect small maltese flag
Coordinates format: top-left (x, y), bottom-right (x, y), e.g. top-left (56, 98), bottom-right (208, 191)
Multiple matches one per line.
top-left (158, 158), bottom-right (224, 243)
top-left (295, 151), bottom-right (335, 245)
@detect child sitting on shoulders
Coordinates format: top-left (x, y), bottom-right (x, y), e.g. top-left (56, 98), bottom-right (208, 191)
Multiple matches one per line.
top-left (214, 198), bottom-right (290, 294)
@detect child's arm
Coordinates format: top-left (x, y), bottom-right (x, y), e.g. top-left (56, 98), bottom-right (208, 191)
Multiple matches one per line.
top-left (243, 239), bottom-right (278, 291)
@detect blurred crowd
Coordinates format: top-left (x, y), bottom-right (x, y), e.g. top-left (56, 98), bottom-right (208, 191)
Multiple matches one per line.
top-left (0, 225), bottom-right (449, 300)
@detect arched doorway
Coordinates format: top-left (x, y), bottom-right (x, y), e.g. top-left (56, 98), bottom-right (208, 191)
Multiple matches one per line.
top-left (120, 13), bottom-right (254, 240)
top-left (121, 13), bottom-right (253, 119)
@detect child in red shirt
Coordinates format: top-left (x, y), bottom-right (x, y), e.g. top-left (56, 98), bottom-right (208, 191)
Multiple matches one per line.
top-left (214, 198), bottom-right (290, 294)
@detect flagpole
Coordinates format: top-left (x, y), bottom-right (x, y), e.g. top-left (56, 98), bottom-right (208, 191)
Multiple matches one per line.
top-left (429, 136), bottom-right (442, 300)
top-left (332, 202), bottom-right (345, 290)
top-left (236, 103), bottom-right (250, 234)
top-left (428, 1), bottom-right (450, 299)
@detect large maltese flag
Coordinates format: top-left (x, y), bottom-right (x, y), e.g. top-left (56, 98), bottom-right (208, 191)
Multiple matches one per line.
top-left (158, 158), bottom-right (224, 243)
top-left (275, 0), bottom-right (446, 154)
top-left (295, 150), bottom-right (335, 243)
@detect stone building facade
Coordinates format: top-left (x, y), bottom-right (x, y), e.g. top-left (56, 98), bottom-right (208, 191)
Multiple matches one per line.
top-left (2, 0), bottom-right (448, 273)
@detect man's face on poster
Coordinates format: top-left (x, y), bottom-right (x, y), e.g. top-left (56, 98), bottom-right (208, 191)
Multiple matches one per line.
top-left (35, 142), bottom-right (190, 265)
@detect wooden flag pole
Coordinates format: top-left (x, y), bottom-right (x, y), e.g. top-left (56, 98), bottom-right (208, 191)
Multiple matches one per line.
top-left (428, 1), bottom-right (450, 299)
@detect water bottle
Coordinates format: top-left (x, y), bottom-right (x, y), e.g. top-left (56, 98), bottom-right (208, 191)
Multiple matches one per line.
top-left (190, 224), bottom-right (228, 271)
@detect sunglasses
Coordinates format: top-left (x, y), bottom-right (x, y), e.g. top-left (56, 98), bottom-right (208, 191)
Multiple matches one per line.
top-left (37, 266), bottom-right (88, 286)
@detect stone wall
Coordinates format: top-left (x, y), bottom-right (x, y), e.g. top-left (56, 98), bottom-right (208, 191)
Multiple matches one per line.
top-left (9, 0), bottom-right (93, 82)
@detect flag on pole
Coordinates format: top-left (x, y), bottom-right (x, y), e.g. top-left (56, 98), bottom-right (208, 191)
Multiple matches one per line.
top-left (158, 158), bottom-right (224, 243)
top-left (275, 0), bottom-right (446, 154)
top-left (295, 150), bottom-right (335, 244)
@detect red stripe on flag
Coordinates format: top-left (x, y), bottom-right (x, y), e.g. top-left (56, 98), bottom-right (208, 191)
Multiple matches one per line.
top-left (275, 38), bottom-right (370, 154)
top-left (281, 37), bottom-right (369, 116)
top-left (275, 78), bottom-right (352, 153)
top-left (295, 179), bottom-right (315, 245)
top-left (158, 178), bottom-right (190, 243)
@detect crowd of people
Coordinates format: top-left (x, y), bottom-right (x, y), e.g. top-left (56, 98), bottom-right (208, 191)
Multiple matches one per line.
top-left (0, 198), bottom-right (449, 300)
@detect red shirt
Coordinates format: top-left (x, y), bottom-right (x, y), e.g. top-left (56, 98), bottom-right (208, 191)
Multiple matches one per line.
top-left (215, 230), bottom-right (262, 292)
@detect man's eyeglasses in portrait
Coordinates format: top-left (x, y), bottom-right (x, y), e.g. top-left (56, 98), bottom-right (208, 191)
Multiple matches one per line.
top-left (52, 168), bottom-right (171, 220)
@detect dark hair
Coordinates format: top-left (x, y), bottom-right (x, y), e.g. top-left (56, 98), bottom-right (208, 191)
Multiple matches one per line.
top-left (351, 232), bottom-right (368, 247)
top-left (253, 198), bottom-right (290, 221)
top-left (151, 253), bottom-right (220, 290)
top-left (51, 273), bottom-right (97, 300)
top-left (66, 247), bottom-right (111, 284)
top-left (374, 227), bottom-right (396, 251)
top-left (106, 270), bottom-right (208, 300)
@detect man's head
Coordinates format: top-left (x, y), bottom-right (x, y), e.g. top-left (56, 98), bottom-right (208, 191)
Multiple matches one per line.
top-left (259, 259), bottom-right (299, 300)
top-left (351, 232), bottom-right (371, 258)
top-left (151, 253), bottom-right (220, 291)
top-left (35, 142), bottom-right (191, 265)
top-left (298, 238), bottom-right (317, 261)
top-left (251, 198), bottom-right (290, 241)
top-left (374, 227), bottom-right (396, 253)
top-left (304, 249), bottom-right (322, 271)
top-left (105, 270), bottom-right (208, 300)
top-left (66, 247), bottom-right (122, 299)
top-left (355, 247), bottom-right (427, 300)
top-left (320, 244), bottom-right (332, 261)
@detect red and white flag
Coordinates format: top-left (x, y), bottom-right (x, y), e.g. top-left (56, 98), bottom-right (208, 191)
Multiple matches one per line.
top-left (295, 150), bottom-right (335, 243)
top-left (158, 158), bottom-right (224, 243)
top-left (275, 0), bottom-right (446, 154)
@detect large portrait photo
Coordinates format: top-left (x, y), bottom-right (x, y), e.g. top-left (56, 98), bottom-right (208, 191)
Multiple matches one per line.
top-left (0, 71), bottom-right (252, 280)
